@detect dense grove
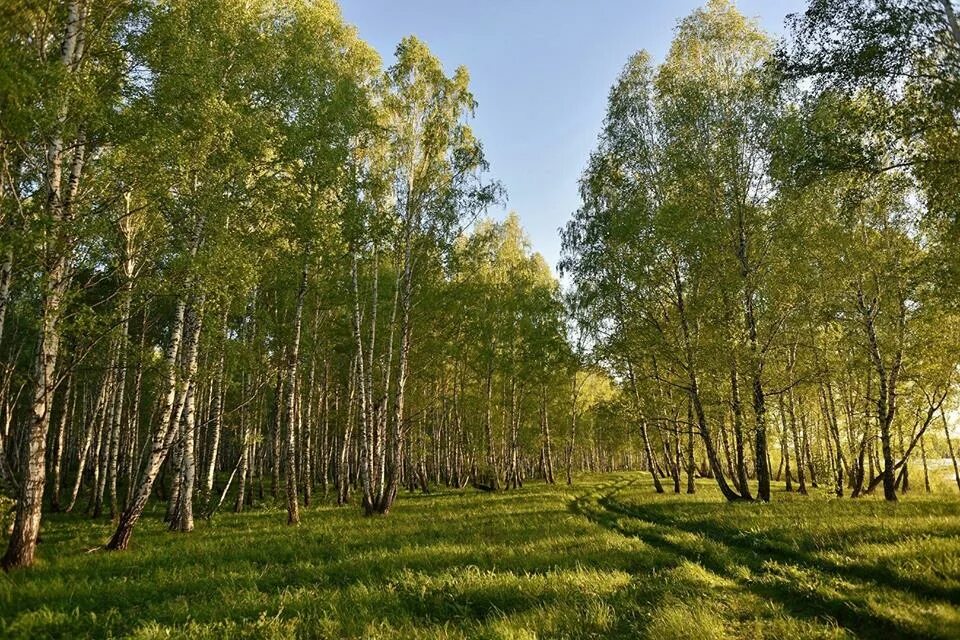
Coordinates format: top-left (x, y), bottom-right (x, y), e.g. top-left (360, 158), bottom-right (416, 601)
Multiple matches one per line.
top-left (0, 0), bottom-right (957, 601)
top-left (560, 0), bottom-right (960, 504)
top-left (0, 0), bottom-right (626, 570)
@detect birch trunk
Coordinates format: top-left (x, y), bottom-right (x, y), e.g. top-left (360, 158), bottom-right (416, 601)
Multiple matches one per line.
top-left (283, 264), bottom-right (307, 525)
top-left (672, 259), bottom-right (744, 502)
top-left (203, 311), bottom-right (228, 497)
top-left (539, 387), bottom-right (555, 484)
top-left (50, 373), bottom-right (72, 512)
top-left (271, 366), bottom-right (282, 499)
top-left (106, 294), bottom-right (188, 551)
top-left (787, 386), bottom-right (807, 494)
top-left (378, 262), bottom-right (411, 513)
top-left (943, 408), bottom-right (960, 492)
top-left (3, 4), bottom-right (86, 567)
top-left (171, 301), bottom-right (204, 532)
top-left (857, 285), bottom-right (903, 501)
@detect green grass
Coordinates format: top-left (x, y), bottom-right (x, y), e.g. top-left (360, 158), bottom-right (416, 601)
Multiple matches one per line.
top-left (1, 475), bottom-right (959, 639)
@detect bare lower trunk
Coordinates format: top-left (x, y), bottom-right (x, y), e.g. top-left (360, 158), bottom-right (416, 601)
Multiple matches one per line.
top-left (352, 254), bottom-right (375, 512)
top-left (821, 382), bottom-right (846, 496)
top-left (338, 363), bottom-right (355, 506)
top-left (284, 264), bottom-right (307, 525)
top-left (566, 372), bottom-right (578, 485)
top-left (171, 376), bottom-right (198, 532)
top-left (376, 244), bottom-right (412, 515)
top-left (944, 408), bottom-right (960, 493)
top-left (93, 367), bottom-right (116, 518)
top-left (3, 6), bottom-right (85, 567)
top-left (125, 314), bottom-right (147, 507)
top-left (234, 409), bottom-right (249, 513)
top-left (107, 303), bottom-right (131, 518)
top-left (170, 302), bottom-right (204, 533)
top-left (685, 399), bottom-right (695, 494)
top-left (0, 246), bottom-right (13, 350)
top-left (50, 374), bottom-right (73, 512)
top-left (66, 383), bottom-right (105, 513)
top-left (2, 254), bottom-right (67, 568)
top-left (106, 295), bottom-right (189, 551)
top-left (857, 285), bottom-right (902, 502)
top-left (484, 366), bottom-right (500, 489)
top-left (920, 434), bottom-right (930, 492)
top-left (672, 259), bottom-right (744, 502)
top-left (203, 312), bottom-right (228, 497)
top-left (271, 368), bottom-right (282, 499)
top-left (208, 454), bottom-right (243, 519)
top-left (507, 379), bottom-right (520, 489)
top-left (778, 396), bottom-right (793, 492)
top-left (787, 387), bottom-right (806, 494)
top-left (729, 364), bottom-right (752, 499)
top-left (751, 373), bottom-right (769, 501)
top-left (539, 388), bottom-right (554, 484)
top-left (302, 362), bottom-right (314, 507)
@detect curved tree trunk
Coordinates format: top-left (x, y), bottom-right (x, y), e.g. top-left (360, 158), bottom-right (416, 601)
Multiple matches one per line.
top-left (672, 259), bottom-right (745, 502)
top-left (106, 294), bottom-right (189, 551)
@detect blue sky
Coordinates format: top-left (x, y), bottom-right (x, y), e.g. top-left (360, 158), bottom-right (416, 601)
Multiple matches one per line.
top-left (339, 1), bottom-right (807, 272)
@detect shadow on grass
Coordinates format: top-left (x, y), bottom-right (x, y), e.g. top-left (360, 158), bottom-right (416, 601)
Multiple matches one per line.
top-left (573, 478), bottom-right (942, 640)
top-left (602, 491), bottom-right (960, 603)
top-left (2, 479), bottom-right (644, 638)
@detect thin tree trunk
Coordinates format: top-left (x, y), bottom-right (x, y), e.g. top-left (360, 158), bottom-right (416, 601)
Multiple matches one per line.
top-left (672, 258), bottom-right (743, 502)
top-left (778, 396), bottom-right (793, 492)
top-left (941, 408), bottom-right (960, 492)
top-left (66, 380), bottom-right (106, 513)
top-left (539, 386), bottom-right (555, 484)
top-left (106, 291), bottom-right (190, 551)
top-left (0, 246), bottom-right (13, 351)
top-left (821, 382), bottom-right (846, 496)
top-left (685, 398), bottom-right (695, 494)
top-left (170, 301), bottom-right (204, 533)
top-left (207, 454), bottom-right (243, 520)
top-left (284, 263), bottom-right (307, 525)
top-left (566, 371), bottom-right (578, 486)
top-left (50, 373), bottom-right (73, 512)
top-left (271, 367), bottom-right (282, 500)
top-left (125, 311), bottom-right (148, 507)
top-left (729, 364), bottom-right (752, 499)
top-left (787, 388), bottom-right (807, 494)
top-left (203, 311), bottom-right (228, 497)
top-left (857, 285), bottom-right (902, 501)
top-left (234, 379), bottom-right (250, 513)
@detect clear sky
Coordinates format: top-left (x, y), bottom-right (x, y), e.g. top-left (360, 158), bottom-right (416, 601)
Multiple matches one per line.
top-left (339, 1), bottom-right (807, 272)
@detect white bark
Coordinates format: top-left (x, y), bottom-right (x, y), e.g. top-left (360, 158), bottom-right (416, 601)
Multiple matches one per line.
top-left (284, 264), bottom-right (307, 525)
top-left (172, 301), bottom-right (204, 532)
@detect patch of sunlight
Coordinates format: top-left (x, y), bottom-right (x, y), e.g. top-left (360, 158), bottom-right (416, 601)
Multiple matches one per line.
top-left (864, 592), bottom-right (960, 639)
top-left (668, 560), bottom-right (738, 589)
top-left (646, 600), bottom-right (729, 640)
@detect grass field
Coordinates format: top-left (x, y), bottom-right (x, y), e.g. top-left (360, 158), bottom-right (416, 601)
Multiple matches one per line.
top-left (1, 474), bottom-right (959, 639)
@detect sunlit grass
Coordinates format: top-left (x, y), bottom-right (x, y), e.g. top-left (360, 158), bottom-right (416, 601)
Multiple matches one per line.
top-left (1, 474), bottom-right (958, 638)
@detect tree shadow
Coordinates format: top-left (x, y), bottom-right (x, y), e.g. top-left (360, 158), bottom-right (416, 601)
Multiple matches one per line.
top-left (604, 492), bottom-right (960, 603)
top-left (573, 480), bottom-right (944, 640)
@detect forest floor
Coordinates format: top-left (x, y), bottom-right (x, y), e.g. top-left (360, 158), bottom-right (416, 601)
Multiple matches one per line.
top-left (1, 474), bottom-right (959, 639)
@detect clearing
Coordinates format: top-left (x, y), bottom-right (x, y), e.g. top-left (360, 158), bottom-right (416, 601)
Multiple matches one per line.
top-left (2, 475), bottom-right (959, 639)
